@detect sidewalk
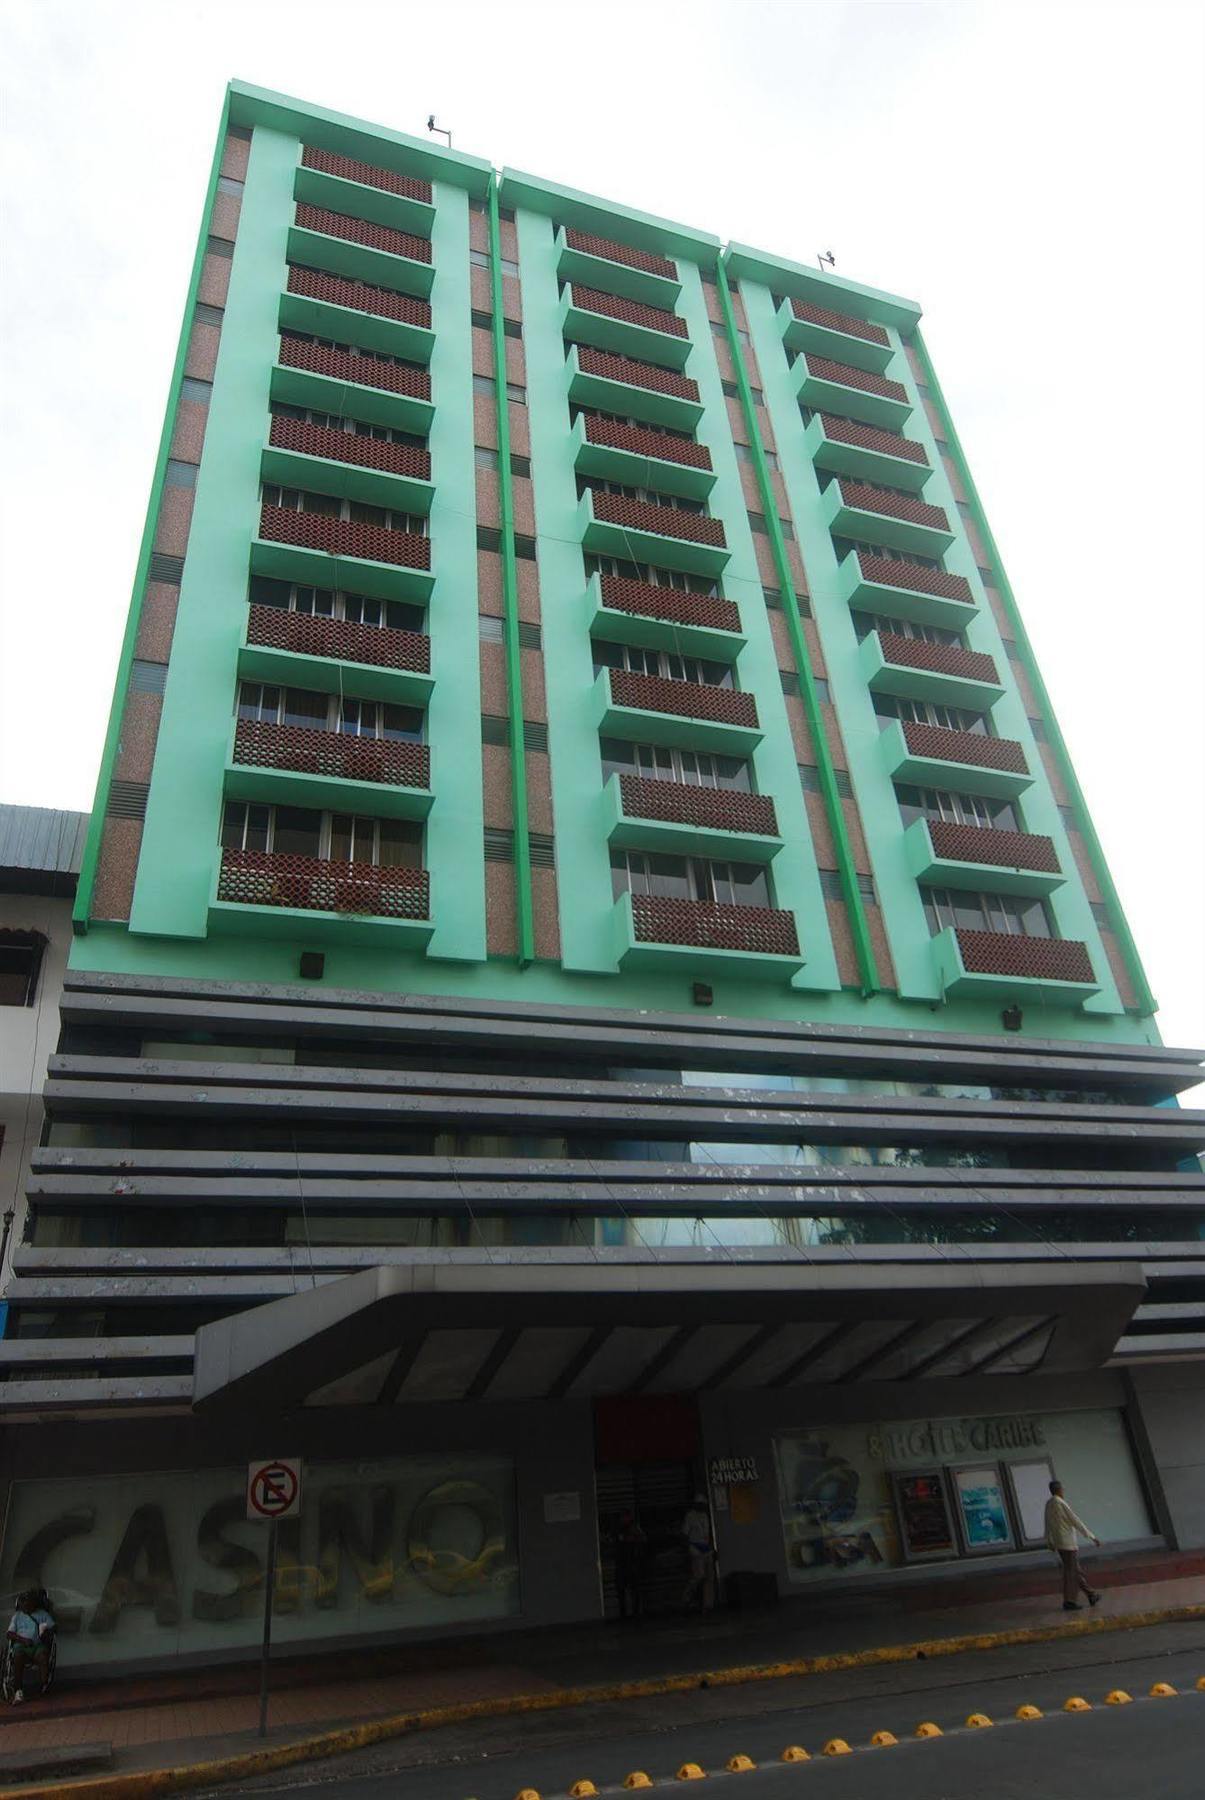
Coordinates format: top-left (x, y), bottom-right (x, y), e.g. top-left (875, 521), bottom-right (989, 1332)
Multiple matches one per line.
top-left (1, 1548), bottom-right (1203, 1791)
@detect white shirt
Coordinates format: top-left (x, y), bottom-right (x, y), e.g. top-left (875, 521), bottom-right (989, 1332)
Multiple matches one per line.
top-left (683, 1508), bottom-right (712, 1551)
top-left (1044, 1494), bottom-right (1094, 1551)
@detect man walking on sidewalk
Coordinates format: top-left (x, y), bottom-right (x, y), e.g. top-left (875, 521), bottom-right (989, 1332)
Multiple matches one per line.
top-left (1044, 1478), bottom-right (1102, 1611)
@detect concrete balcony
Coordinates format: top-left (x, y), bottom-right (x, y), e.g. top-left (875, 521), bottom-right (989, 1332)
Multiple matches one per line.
top-left (272, 335), bottom-right (433, 435)
top-left (287, 203), bottom-right (434, 299)
top-left (295, 145), bottom-right (435, 238)
top-left (262, 417), bottom-right (433, 515)
top-left (859, 630), bottom-right (1004, 711)
top-left (252, 505), bottom-right (434, 604)
top-left (555, 225), bottom-right (681, 308)
top-left (586, 573), bottom-right (745, 662)
top-left (880, 719), bottom-right (1033, 800)
top-left (838, 549), bottom-right (976, 630)
top-left (613, 891), bottom-right (803, 979)
top-left (238, 605), bottom-right (434, 708)
top-left (804, 412), bottom-right (931, 493)
top-left (566, 344), bottom-right (704, 433)
top-left (603, 772), bottom-right (782, 862)
top-left (594, 668), bottom-right (762, 756)
top-left (226, 719), bottom-right (432, 820)
top-left (778, 297), bottom-right (893, 373)
top-left (280, 266), bottom-right (435, 366)
top-left (560, 284), bottom-right (691, 370)
top-left (572, 413), bottom-right (715, 500)
top-left (905, 818), bottom-right (1064, 898)
top-left (932, 926), bottom-right (1098, 1002)
top-left (578, 489), bottom-right (729, 578)
top-left (795, 354), bottom-right (912, 431)
top-left (211, 847), bottom-right (433, 952)
top-left (822, 478), bottom-right (954, 557)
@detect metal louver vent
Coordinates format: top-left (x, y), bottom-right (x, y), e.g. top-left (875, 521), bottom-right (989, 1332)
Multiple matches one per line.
top-left (106, 781), bottom-right (150, 821)
top-left (523, 721), bottom-right (548, 752)
top-left (484, 829), bottom-right (555, 867)
top-left (129, 660), bottom-right (168, 696)
top-left (481, 715), bottom-right (510, 746)
top-left (148, 553), bottom-right (184, 585)
top-left (517, 621), bottom-right (542, 649)
top-left (834, 769), bottom-right (854, 799)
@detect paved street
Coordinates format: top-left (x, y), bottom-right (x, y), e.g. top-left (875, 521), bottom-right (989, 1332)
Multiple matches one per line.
top-left (207, 1627), bottom-right (1205, 1800)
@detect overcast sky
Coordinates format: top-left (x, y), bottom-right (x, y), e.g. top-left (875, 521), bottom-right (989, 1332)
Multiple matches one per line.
top-left (1, 0), bottom-right (1202, 1056)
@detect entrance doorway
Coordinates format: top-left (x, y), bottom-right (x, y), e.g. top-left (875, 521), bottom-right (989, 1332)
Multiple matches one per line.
top-left (594, 1396), bottom-right (703, 1620)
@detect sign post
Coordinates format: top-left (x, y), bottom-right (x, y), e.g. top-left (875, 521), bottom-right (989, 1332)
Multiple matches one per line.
top-left (246, 1459), bottom-right (302, 1738)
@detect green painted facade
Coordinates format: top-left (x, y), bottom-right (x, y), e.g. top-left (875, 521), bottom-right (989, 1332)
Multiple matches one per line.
top-left (72, 81), bottom-right (1159, 1051)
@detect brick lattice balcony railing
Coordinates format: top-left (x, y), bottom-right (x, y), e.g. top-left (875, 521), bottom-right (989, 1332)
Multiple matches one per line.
top-left (591, 491), bottom-right (726, 548)
top-left (259, 505), bottom-right (430, 571)
top-left (927, 820), bottom-right (1060, 874)
top-left (294, 203), bottom-right (432, 265)
top-left (564, 227), bottom-right (677, 281)
top-left (269, 415), bottom-right (431, 480)
top-left (583, 414), bottom-right (712, 471)
top-left (856, 552), bottom-right (974, 606)
top-left (619, 774), bottom-right (778, 837)
top-left (286, 265), bottom-right (432, 330)
top-left (901, 720), bottom-right (1028, 775)
top-left (218, 847), bottom-right (429, 920)
top-left (790, 299), bottom-right (890, 347)
top-left (876, 632), bottom-right (999, 687)
top-left (954, 930), bottom-right (1094, 984)
top-left (599, 575), bottom-right (741, 636)
top-left (630, 893), bottom-right (800, 957)
top-left (576, 347), bottom-right (700, 402)
top-left (838, 480), bottom-right (949, 533)
top-left (818, 413), bottom-right (929, 466)
top-left (570, 283), bottom-right (688, 339)
top-left (233, 718), bottom-right (430, 789)
top-left (247, 604), bottom-right (430, 675)
top-left (278, 332), bottom-right (431, 400)
top-left (608, 669), bottom-right (758, 729)
top-left (301, 144), bottom-right (433, 205)
top-left (804, 355), bottom-right (908, 402)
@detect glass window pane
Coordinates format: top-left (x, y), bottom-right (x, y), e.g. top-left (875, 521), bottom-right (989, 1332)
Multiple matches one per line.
top-left (271, 807), bottom-right (322, 857)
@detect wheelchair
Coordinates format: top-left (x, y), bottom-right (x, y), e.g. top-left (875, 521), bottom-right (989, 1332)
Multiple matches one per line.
top-left (1, 1629), bottom-right (57, 1702)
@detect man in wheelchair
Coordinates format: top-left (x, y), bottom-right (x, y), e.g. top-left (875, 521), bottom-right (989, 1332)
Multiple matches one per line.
top-left (4, 1588), bottom-right (56, 1704)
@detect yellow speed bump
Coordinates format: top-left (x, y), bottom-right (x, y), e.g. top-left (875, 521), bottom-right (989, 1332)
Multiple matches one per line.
top-left (870, 1730), bottom-right (898, 1747)
top-left (1063, 1696), bottom-right (1091, 1713)
top-left (515, 1791), bottom-right (542, 1800)
top-left (915, 1721), bottom-right (943, 1738)
top-left (821, 1739), bottom-right (852, 1757)
top-left (1150, 1682), bottom-right (1177, 1697)
top-left (1106, 1690), bottom-right (1132, 1706)
top-left (1015, 1704), bottom-right (1042, 1720)
top-left (624, 1777), bottom-right (653, 1791)
top-left (1197, 1676), bottom-right (1205, 1692)
top-left (725, 1756), bottom-right (756, 1773)
top-left (966, 1712), bottom-right (993, 1728)
top-left (780, 1746), bottom-right (810, 1762)
top-left (676, 1765), bottom-right (706, 1782)
top-left (569, 1784), bottom-right (598, 1798)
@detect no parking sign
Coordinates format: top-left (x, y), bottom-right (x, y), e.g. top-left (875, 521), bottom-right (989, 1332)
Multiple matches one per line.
top-left (246, 1458), bottom-right (303, 1522)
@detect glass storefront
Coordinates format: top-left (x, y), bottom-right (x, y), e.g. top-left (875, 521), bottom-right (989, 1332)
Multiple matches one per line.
top-left (0, 1453), bottom-right (519, 1667)
top-left (774, 1408), bottom-right (1150, 1583)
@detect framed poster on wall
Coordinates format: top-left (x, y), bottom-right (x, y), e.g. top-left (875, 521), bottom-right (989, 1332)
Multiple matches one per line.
top-left (890, 1469), bottom-right (957, 1562)
top-left (951, 1463), bottom-right (1016, 1554)
top-left (1006, 1456), bottom-right (1057, 1546)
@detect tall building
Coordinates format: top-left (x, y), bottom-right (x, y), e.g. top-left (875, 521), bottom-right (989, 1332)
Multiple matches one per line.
top-left (1, 82), bottom-right (1201, 1672)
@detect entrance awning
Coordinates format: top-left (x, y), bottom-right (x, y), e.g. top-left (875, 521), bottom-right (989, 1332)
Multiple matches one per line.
top-left (192, 1254), bottom-right (1145, 1412)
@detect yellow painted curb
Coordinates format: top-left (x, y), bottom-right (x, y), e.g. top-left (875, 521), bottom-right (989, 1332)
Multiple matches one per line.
top-left (5, 1599), bottom-right (1202, 1800)
top-left (1015, 1705), bottom-right (1042, 1720)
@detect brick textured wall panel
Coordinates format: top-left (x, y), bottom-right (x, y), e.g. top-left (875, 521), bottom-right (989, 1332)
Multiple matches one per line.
top-left (513, 477), bottom-right (537, 538)
top-left (114, 692), bottom-right (163, 785)
top-left (954, 929), bottom-right (1094, 985)
top-left (482, 744), bottom-right (513, 829)
top-left (220, 134), bottom-right (250, 181)
top-left (268, 414), bottom-right (431, 479)
top-left (294, 203), bottom-right (432, 265)
top-left (154, 489), bottom-right (195, 557)
top-left (211, 191), bottom-right (242, 241)
top-left (804, 355), bottom-right (907, 403)
top-left (170, 400), bottom-right (209, 465)
top-left (233, 719), bottom-right (429, 790)
top-left (901, 720), bottom-right (1028, 774)
top-left (630, 893), bottom-right (799, 957)
top-left (301, 144), bottom-right (433, 204)
top-left (198, 253), bottom-right (232, 309)
top-left (218, 847), bottom-right (429, 920)
top-left (136, 586), bottom-right (180, 664)
top-left (570, 283), bottom-right (688, 339)
top-left (619, 774), bottom-right (778, 837)
top-left (278, 335), bottom-right (431, 402)
top-left (591, 491), bottom-right (726, 549)
top-left (577, 347), bottom-right (699, 402)
top-left (825, 900), bottom-right (861, 987)
top-left (600, 576), bottom-right (740, 636)
top-left (609, 669), bottom-right (758, 729)
top-left (818, 413), bottom-right (928, 466)
top-left (258, 505), bottom-right (430, 571)
top-left (526, 754), bottom-right (554, 836)
top-left (532, 866), bottom-right (562, 962)
top-left (479, 643), bottom-right (508, 715)
top-left (247, 604), bottom-right (429, 674)
top-left (876, 631), bottom-right (999, 686)
top-left (583, 414), bottom-right (711, 471)
top-left (857, 552), bottom-right (974, 606)
top-left (285, 265), bottom-right (432, 331)
top-left (564, 228), bottom-right (677, 281)
top-left (186, 320), bottom-right (221, 383)
top-left (790, 298), bottom-right (890, 347)
top-left (927, 820), bottom-right (1060, 874)
top-left (92, 819), bottom-right (142, 923)
top-left (838, 480), bottom-right (949, 532)
top-left (521, 645), bottom-right (547, 722)
top-left (485, 860), bottom-right (518, 956)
